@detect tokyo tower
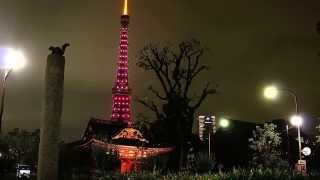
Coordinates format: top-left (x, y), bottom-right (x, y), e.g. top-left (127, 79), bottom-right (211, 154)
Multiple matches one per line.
top-left (110, 0), bottom-right (132, 125)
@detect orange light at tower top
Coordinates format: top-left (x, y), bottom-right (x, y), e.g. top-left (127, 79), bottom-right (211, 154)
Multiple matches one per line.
top-left (123, 0), bottom-right (128, 15)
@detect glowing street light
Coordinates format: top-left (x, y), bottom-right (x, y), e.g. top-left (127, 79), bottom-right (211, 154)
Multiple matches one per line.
top-left (219, 118), bottom-right (230, 128)
top-left (2, 48), bottom-right (26, 71)
top-left (290, 114), bottom-right (303, 160)
top-left (263, 85), bottom-right (303, 164)
top-left (263, 85), bottom-right (299, 113)
top-left (263, 86), bottom-right (279, 100)
top-left (290, 115), bottom-right (303, 127)
top-left (0, 47), bottom-right (26, 133)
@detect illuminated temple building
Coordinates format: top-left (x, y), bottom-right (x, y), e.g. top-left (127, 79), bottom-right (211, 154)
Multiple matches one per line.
top-left (77, 0), bottom-right (173, 174)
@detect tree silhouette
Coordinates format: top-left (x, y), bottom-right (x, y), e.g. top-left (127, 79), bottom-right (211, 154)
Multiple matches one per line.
top-left (136, 39), bottom-right (216, 170)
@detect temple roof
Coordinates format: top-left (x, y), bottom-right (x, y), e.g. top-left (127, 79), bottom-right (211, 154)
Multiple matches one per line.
top-left (112, 127), bottom-right (149, 143)
top-left (82, 118), bottom-right (127, 141)
top-left (79, 138), bottom-right (174, 160)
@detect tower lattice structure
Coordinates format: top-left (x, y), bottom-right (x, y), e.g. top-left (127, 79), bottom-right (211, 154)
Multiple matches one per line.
top-left (110, 0), bottom-right (132, 125)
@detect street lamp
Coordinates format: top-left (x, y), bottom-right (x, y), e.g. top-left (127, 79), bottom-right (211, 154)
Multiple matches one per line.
top-left (264, 86), bottom-right (279, 100)
top-left (0, 48), bottom-right (26, 133)
top-left (263, 85), bottom-right (299, 113)
top-left (263, 85), bottom-right (302, 161)
top-left (290, 115), bottom-right (303, 127)
top-left (219, 118), bottom-right (230, 129)
top-left (290, 115), bottom-right (303, 160)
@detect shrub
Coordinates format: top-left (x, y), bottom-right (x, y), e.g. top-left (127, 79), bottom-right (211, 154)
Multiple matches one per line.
top-left (249, 123), bottom-right (289, 170)
top-left (101, 169), bottom-right (315, 180)
top-left (193, 151), bottom-right (215, 173)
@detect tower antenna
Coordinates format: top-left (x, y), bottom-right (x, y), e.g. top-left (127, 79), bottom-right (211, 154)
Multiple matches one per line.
top-left (123, 0), bottom-right (128, 15)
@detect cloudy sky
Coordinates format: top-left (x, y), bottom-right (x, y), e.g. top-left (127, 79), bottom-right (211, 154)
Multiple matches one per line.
top-left (0, 0), bottom-right (319, 140)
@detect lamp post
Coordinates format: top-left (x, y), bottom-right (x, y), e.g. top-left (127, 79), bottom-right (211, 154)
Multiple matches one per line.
top-left (0, 48), bottom-right (26, 133)
top-left (290, 115), bottom-right (303, 161)
top-left (0, 69), bottom-right (11, 134)
top-left (263, 85), bottom-right (302, 161)
top-left (264, 85), bottom-right (299, 115)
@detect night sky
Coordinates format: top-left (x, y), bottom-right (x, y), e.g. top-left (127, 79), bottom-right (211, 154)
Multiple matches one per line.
top-left (0, 0), bottom-right (319, 140)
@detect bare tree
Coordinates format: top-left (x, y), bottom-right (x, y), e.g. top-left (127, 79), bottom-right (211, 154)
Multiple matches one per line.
top-left (136, 39), bottom-right (216, 170)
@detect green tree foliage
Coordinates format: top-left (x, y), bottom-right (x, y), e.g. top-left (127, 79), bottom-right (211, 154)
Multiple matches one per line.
top-left (136, 39), bottom-right (216, 170)
top-left (249, 123), bottom-right (288, 169)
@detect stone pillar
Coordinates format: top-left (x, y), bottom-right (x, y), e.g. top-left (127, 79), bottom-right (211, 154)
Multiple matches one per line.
top-left (37, 44), bottom-right (69, 180)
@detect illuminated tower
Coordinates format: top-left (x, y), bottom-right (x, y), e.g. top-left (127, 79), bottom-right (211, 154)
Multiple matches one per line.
top-left (110, 0), bottom-right (132, 125)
